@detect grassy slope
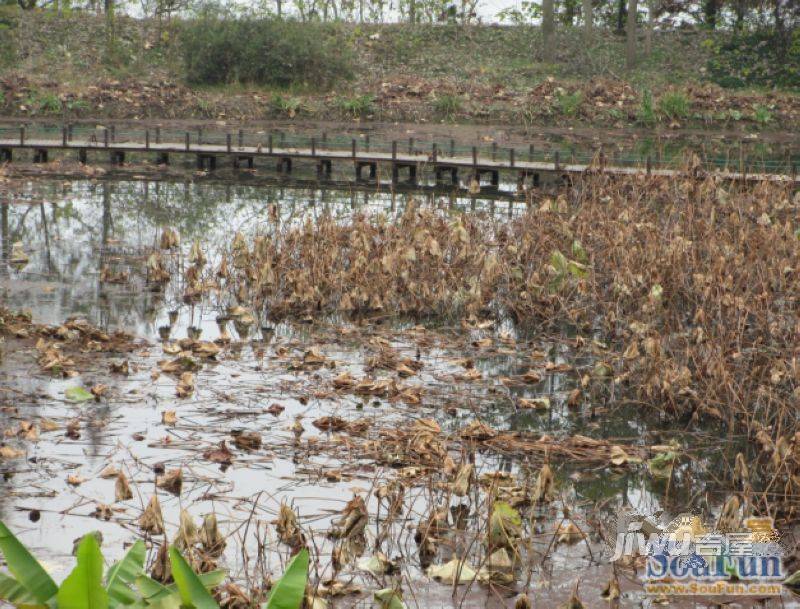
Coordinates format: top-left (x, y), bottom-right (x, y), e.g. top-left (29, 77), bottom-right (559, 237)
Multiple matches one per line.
top-left (0, 10), bottom-right (797, 130)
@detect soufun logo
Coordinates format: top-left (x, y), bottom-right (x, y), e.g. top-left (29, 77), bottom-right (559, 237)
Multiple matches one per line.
top-left (605, 511), bottom-right (785, 596)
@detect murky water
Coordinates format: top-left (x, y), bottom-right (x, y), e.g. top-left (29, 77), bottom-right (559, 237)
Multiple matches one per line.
top-left (0, 178), bottom-right (793, 608)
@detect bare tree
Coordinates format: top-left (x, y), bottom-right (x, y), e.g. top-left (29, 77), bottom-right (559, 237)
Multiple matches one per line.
top-left (542, 0), bottom-right (555, 62)
top-left (583, 0), bottom-right (592, 37)
top-left (626, 0), bottom-right (638, 69)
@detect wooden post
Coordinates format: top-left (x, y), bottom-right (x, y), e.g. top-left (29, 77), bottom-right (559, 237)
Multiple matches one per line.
top-left (155, 127), bottom-right (161, 144)
top-left (185, 132), bottom-right (190, 151)
top-left (352, 139), bottom-right (357, 158)
top-left (19, 126), bottom-right (24, 146)
top-left (146, 130), bottom-right (150, 149)
top-left (432, 143), bottom-right (438, 162)
top-left (110, 125), bottom-right (115, 143)
top-left (392, 141), bottom-right (397, 160)
top-left (68, 124), bottom-right (73, 142)
top-left (322, 132), bottom-right (327, 150)
top-left (450, 139), bottom-right (455, 157)
top-left (238, 129), bottom-right (243, 148)
top-left (408, 137), bottom-right (414, 154)
top-left (509, 148), bottom-right (515, 168)
top-left (491, 142), bottom-right (497, 161)
top-left (62, 126), bottom-right (67, 147)
top-left (472, 146), bottom-right (477, 167)
top-left (646, 155), bottom-right (652, 176)
top-left (365, 134), bottom-right (370, 152)
top-left (104, 128), bottom-right (109, 148)
top-left (226, 133), bottom-right (232, 153)
top-left (268, 134), bottom-right (273, 154)
top-left (311, 137), bottom-right (316, 157)
top-left (554, 151), bottom-right (560, 171)
top-left (529, 144), bottom-right (534, 161)
top-left (197, 127), bottom-right (202, 145)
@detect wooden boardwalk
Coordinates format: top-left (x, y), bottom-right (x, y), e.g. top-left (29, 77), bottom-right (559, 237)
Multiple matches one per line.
top-left (1, 133), bottom-right (798, 186)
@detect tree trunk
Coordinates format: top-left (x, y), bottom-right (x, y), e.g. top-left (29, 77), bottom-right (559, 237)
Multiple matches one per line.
top-left (616, 0), bottom-right (626, 33)
top-left (626, 0), bottom-right (638, 69)
top-left (542, 0), bottom-right (555, 62)
top-left (704, 0), bottom-right (718, 28)
top-left (105, 0), bottom-right (115, 47)
top-left (583, 0), bottom-right (592, 36)
top-left (734, 0), bottom-right (745, 29)
top-left (645, 0), bottom-right (654, 55)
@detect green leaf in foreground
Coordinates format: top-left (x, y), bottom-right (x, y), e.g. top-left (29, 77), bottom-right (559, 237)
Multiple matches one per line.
top-left (265, 548), bottom-right (309, 609)
top-left (0, 571), bottom-right (41, 606)
top-left (0, 520), bottom-right (58, 603)
top-left (65, 386), bottom-right (94, 403)
top-left (57, 534), bottom-right (109, 609)
top-left (374, 588), bottom-right (407, 609)
top-left (168, 547), bottom-right (218, 609)
top-left (136, 571), bottom-right (225, 604)
top-left (106, 540), bottom-right (146, 607)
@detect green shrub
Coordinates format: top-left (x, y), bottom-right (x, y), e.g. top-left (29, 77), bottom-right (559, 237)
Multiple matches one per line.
top-left (433, 93), bottom-right (462, 120)
top-left (752, 104), bottom-right (773, 125)
top-left (637, 89), bottom-right (656, 124)
top-left (657, 90), bottom-right (689, 121)
top-left (338, 93), bottom-right (375, 118)
top-left (270, 93), bottom-right (303, 117)
top-left (554, 90), bottom-right (583, 117)
top-left (25, 90), bottom-right (62, 115)
top-left (181, 17), bottom-right (353, 89)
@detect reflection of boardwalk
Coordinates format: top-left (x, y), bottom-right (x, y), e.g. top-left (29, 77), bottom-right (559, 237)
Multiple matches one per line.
top-left (1, 133), bottom-right (798, 186)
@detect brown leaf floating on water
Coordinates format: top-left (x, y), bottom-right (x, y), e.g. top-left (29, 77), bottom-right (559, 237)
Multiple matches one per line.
top-left (203, 441), bottom-right (233, 464)
top-left (175, 509), bottom-right (199, 552)
top-left (232, 430), bottom-right (262, 450)
top-left (115, 471), bottom-right (133, 501)
top-left (139, 495), bottom-right (164, 534)
top-left (156, 468), bottom-right (183, 495)
top-left (200, 513), bottom-right (226, 557)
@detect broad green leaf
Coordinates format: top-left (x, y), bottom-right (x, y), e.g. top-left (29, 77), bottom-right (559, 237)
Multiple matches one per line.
top-left (0, 571), bottom-right (43, 605)
top-left (374, 588), bottom-right (407, 609)
top-left (648, 451), bottom-right (678, 478)
top-left (57, 534), bottom-right (108, 609)
top-left (426, 558), bottom-right (478, 584)
top-left (265, 548), bottom-right (309, 609)
top-left (168, 548), bottom-right (218, 609)
top-left (136, 571), bottom-right (225, 603)
top-left (65, 387), bottom-right (94, 403)
top-left (106, 541), bottom-right (145, 607)
top-left (135, 575), bottom-right (170, 601)
top-left (0, 521), bottom-right (58, 603)
top-left (488, 501), bottom-right (522, 549)
top-left (784, 570), bottom-right (800, 588)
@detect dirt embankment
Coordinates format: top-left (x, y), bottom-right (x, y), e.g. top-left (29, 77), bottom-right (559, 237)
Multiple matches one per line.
top-left (1, 14), bottom-right (799, 132)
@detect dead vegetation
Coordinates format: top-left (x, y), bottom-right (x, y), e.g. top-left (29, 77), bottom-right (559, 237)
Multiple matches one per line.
top-left (2, 169), bottom-right (800, 606)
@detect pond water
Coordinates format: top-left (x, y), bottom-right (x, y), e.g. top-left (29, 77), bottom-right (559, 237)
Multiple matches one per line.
top-left (0, 178), bottom-right (793, 608)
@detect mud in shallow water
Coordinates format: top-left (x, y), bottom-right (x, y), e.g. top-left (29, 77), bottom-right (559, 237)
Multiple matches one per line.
top-left (0, 178), bottom-right (796, 608)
